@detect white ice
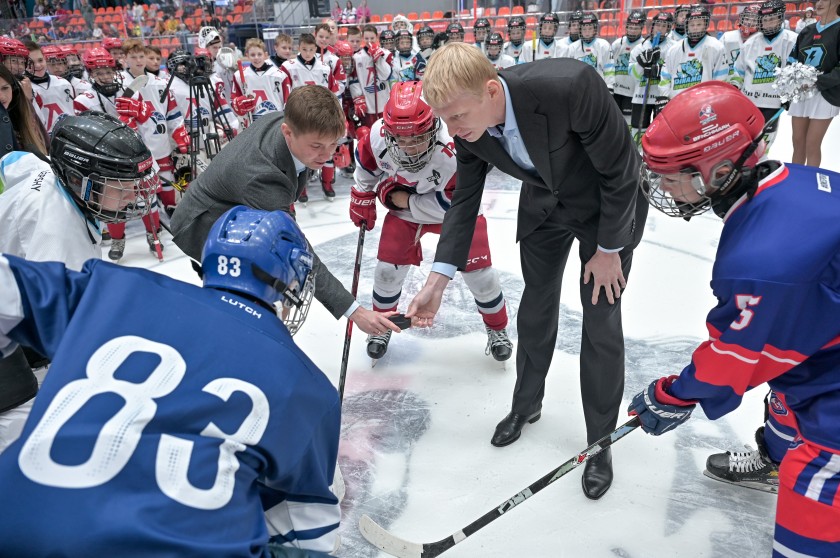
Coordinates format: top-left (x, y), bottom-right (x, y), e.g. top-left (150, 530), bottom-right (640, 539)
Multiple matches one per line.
top-left (112, 115), bottom-right (839, 558)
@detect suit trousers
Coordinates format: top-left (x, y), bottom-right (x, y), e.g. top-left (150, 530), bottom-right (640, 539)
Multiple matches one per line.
top-left (512, 208), bottom-right (634, 444)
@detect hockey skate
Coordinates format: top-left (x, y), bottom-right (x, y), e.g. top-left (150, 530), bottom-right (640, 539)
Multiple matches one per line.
top-left (146, 231), bottom-right (164, 260)
top-left (322, 182), bottom-right (336, 200)
top-left (298, 187), bottom-right (309, 204)
top-left (367, 330), bottom-right (392, 364)
top-left (485, 327), bottom-right (513, 362)
top-left (108, 238), bottom-right (125, 262)
top-left (703, 427), bottom-right (779, 493)
top-left (339, 165), bottom-right (355, 179)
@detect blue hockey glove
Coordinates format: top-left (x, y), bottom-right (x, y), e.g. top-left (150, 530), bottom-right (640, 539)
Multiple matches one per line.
top-left (628, 375), bottom-right (696, 436)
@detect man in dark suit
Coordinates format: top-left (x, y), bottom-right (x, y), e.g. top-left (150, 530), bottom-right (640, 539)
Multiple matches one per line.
top-left (407, 43), bottom-right (647, 500)
top-left (171, 85), bottom-right (400, 337)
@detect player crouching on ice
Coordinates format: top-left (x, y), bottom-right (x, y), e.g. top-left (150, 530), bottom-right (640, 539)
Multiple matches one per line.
top-left (628, 82), bottom-right (840, 558)
top-left (0, 207), bottom-right (342, 557)
top-left (349, 81), bottom-right (513, 362)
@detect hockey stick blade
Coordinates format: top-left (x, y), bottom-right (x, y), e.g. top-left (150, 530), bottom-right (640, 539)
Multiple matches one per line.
top-left (123, 74), bottom-right (149, 98)
top-left (359, 416), bottom-right (641, 557)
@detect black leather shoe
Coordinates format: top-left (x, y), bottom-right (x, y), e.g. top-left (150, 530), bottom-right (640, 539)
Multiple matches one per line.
top-left (582, 448), bottom-right (613, 500)
top-left (491, 410), bottom-right (541, 447)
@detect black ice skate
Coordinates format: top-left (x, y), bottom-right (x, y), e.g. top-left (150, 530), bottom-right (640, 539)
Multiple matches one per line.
top-left (298, 187), bottom-right (309, 204)
top-left (322, 181), bottom-right (336, 200)
top-left (485, 327), bottom-right (513, 362)
top-left (703, 426), bottom-right (779, 493)
top-left (367, 330), bottom-right (392, 362)
top-left (108, 238), bottom-right (125, 262)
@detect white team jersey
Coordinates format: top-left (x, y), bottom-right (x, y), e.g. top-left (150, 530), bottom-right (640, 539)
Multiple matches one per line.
top-left (69, 76), bottom-right (92, 96)
top-left (503, 41), bottom-right (533, 64)
top-left (0, 152), bottom-right (100, 270)
top-left (734, 30), bottom-right (798, 108)
top-left (662, 35), bottom-right (729, 98)
top-left (721, 29), bottom-right (746, 74)
top-left (74, 88), bottom-right (119, 117)
top-left (612, 36), bottom-right (645, 97)
top-left (213, 59), bottom-right (235, 102)
top-left (318, 48), bottom-right (346, 97)
top-left (233, 63), bottom-right (287, 119)
top-left (120, 71), bottom-right (185, 159)
top-left (391, 51), bottom-right (419, 82)
top-left (629, 36), bottom-right (677, 104)
top-left (566, 38), bottom-right (615, 89)
top-left (488, 54), bottom-right (516, 70)
top-left (354, 119), bottom-right (463, 225)
top-left (169, 77), bottom-right (240, 145)
top-left (473, 42), bottom-right (487, 54)
top-left (280, 57), bottom-right (335, 101)
top-left (350, 48), bottom-right (392, 115)
top-left (532, 39), bottom-right (565, 60)
top-left (669, 30), bottom-right (686, 43)
top-left (557, 36), bottom-right (576, 57)
top-left (32, 74), bottom-right (75, 133)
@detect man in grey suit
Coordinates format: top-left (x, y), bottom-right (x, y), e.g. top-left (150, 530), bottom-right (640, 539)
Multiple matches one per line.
top-left (171, 85), bottom-right (400, 336)
top-left (407, 43), bottom-right (647, 500)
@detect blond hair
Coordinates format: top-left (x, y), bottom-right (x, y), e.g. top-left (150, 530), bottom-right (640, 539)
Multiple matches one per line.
top-left (284, 85), bottom-right (346, 139)
top-left (244, 38), bottom-right (266, 52)
top-left (423, 42), bottom-right (499, 108)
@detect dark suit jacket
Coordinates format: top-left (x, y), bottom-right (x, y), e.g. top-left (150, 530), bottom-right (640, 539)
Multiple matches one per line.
top-left (170, 112), bottom-right (356, 319)
top-left (435, 59), bottom-right (647, 270)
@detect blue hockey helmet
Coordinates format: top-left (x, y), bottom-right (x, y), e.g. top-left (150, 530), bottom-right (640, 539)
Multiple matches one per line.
top-left (202, 206), bottom-right (315, 335)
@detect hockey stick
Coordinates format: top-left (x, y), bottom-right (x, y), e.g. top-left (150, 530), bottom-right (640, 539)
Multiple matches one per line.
top-left (637, 32), bottom-right (661, 144)
top-left (237, 59), bottom-right (252, 128)
top-left (359, 416), bottom-right (642, 558)
top-left (337, 224), bottom-right (366, 403)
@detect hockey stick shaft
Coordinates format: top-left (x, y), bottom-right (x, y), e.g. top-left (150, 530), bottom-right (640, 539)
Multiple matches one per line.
top-left (338, 224), bottom-right (366, 404)
top-left (639, 32), bottom-right (661, 128)
top-left (359, 416), bottom-right (642, 558)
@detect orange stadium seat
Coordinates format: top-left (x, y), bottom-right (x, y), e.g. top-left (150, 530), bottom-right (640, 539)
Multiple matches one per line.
top-left (525, 16), bottom-right (537, 27)
top-left (369, 14), bottom-right (381, 22)
top-left (484, 7), bottom-right (496, 16)
top-left (512, 5), bottom-right (524, 15)
top-left (498, 6), bottom-right (511, 16)
top-left (785, 3), bottom-right (796, 12)
top-left (421, 11), bottom-right (431, 19)
top-left (383, 13), bottom-right (394, 22)
top-left (432, 10), bottom-right (444, 18)
top-left (494, 18), bottom-right (507, 30)
top-left (407, 12), bottom-right (418, 20)
top-left (712, 6), bottom-right (726, 16)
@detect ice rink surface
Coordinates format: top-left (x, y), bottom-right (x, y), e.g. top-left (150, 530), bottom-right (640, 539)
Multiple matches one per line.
top-left (113, 115), bottom-right (838, 557)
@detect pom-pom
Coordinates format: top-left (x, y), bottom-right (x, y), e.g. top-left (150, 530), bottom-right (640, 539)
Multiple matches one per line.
top-left (773, 62), bottom-right (819, 104)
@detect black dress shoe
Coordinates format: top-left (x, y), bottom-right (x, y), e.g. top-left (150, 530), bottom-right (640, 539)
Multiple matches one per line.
top-left (491, 410), bottom-right (541, 447)
top-left (582, 448), bottom-right (613, 500)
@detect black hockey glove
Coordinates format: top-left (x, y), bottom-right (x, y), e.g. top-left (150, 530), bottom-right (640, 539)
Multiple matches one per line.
top-left (636, 47), bottom-right (661, 79)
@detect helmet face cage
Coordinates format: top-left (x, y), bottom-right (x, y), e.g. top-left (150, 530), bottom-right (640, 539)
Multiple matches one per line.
top-left (640, 164), bottom-right (715, 218)
top-left (539, 13), bottom-right (559, 41)
top-left (508, 17), bottom-right (525, 43)
top-left (418, 27), bottom-right (435, 48)
top-left (396, 31), bottom-right (413, 56)
top-left (674, 6), bottom-right (690, 33)
top-left (652, 14), bottom-right (674, 36)
top-left (486, 33), bottom-right (504, 59)
top-left (475, 19), bottom-right (490, 42)
top-left (626, 12), bottom-right (645, 41)
top-left (380, 30), bottom-right (396, 51)
top-left (447, 24), bottom-right (464, 42)
top-left (581, 16), bottom-right (598, 41)
top-left (78, 172), bottom-right (158, 223)
top-left (384, 117), bottom-right (440, 174)
top-left (90, 67), bottom-right (121, 97)
top-left (43, 49), bottom-right (68, 77)
top-left (685, 11), bottom-right (710, 42)
top-left (759, 3), bottom-right (785, 36)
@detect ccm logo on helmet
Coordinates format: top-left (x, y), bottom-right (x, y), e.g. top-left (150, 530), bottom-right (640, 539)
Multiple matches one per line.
top-left (703, 129), bottom-right (740, 153)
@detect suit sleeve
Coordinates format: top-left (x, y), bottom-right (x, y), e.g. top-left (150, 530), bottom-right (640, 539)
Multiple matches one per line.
top-left (568, 66), bottom-right (641, 250)
top-left (433, 137), bottom-right (489, 269)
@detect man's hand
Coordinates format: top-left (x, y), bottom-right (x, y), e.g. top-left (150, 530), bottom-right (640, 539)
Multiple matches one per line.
top-left (583, 250), bottom-right (625, 305)
top-left (405, 272), bottom-right (450, 328)
top-left (349, 307), bottom-right (402, 335)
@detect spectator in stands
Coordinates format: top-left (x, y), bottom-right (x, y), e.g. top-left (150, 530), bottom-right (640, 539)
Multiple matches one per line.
top-left (356, 0), bottom-right (370, 23)
top-left (176, 23), bottom-right (190, 49)
top-left (796, 6), bottom-right (817, 30)
top-left (91, 22), bottom-right (103, 40)
top-left (341, 1), bottom-right (356, 24)
top-left (331, 1), bottom-right (342, 21)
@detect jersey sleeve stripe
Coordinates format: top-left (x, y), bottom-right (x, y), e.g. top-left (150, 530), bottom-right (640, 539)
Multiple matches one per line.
top-left (0, 255), bottom-right (25, 357)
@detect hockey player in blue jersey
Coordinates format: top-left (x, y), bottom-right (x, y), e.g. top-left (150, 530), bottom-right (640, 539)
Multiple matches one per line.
top-left (629, 81), bottom-right (840, 557)
top-left (0, 206), bottom-right (340, 557)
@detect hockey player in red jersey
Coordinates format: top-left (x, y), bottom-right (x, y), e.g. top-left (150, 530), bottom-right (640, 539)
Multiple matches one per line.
top-left (630, 82), bottom-right (840, 558)
top-left (349, 81), bottom-right (513, 362)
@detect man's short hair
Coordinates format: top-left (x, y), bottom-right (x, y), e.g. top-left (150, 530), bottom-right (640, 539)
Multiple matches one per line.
top-left (362, 25), bottom-right (378, 35)
top-left (299, 33), bottom-right (317, 47)
top-left (122, 39), bottom-right (145, 54)
top-left (244, 38), bottom-right (266, 52)
top-left (423, 42), bottom-right (499, 108)
top-left (314, 23), bottom-right (331, 35)
top-left (145, 45), bottom-right (162, 56)
top-left (284, 85), bottom-right (346, 139)
top-left (22, 39), bottom-right (40, 52)
top-left (346, 26), bottom-right (361, 37)
top-left (274, 33), bottom-right (292, 45)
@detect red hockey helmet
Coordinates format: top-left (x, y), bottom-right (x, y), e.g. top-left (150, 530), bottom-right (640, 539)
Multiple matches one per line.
top-left (335, 40), bottom-right (353, 57)
top-left (739, 4), bottom-right (762, 40)
top-left (83, 47), bottom-right (116, 70)
top-left (102, 37), bottom-right (123, 51)
top-left (641, 82), bottom-right (766, 218)
top-left (382, 81), bottom-right (441, 173)
top-left (40, 45), bottom-right (65, 59)
top-left (0, 37), bottom-right (29, 78)
top-left (84, 48), bottom-right (120, 95)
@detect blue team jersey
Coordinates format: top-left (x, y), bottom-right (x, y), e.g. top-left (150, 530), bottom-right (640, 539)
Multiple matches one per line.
top-left (670, 163), bottom-right (840, 452)
top-left (0, 256), bottom-right (341, 557)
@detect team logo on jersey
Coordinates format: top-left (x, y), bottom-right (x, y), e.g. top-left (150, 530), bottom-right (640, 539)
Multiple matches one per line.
top-left (698, 104), bottom-right (717, 126)
top-left (151, 110), bottom-right (166, 135)
top-left (426, 169), bottom-right (441, 186)
top-left (579, 53), bottom-right (598, 69)
top-left (817, 173), bottom-right (832, 193)
top-left (674, 59), bottom-right (703, 89)
top-left (187, 104), bottom-right (211, 130)
top-left (64, 88), bottom-right (73, 102)
top-left (615, 52), bottom-right (631, 75)
top-left (253, 101), bottom-right (278, 120)
top-left (768, 392), bottom-right (789, 416)
top-left (752, 53), bottom-right (781, 84)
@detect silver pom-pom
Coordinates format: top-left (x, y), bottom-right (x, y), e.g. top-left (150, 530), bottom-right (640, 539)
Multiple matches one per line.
top-left (773, 62), bottom-right (819, 104)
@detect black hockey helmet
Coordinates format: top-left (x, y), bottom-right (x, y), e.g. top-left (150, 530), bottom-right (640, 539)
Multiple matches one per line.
top-left (167, 49), bottom-right (194, 81)
top-left (568, 10), bottom-right (584, 41)
top-left (446, 22), bottom-right (464, 42)
top-left (685, 4), bottom-right (711, 42)
top-left (50, 112), bottom-right (156, 224)
top-left (580, 11), bottom-right (599, 40)
top-left (626, 10), bottom-right (647, 41)
top-left (474, 17), bottom-right (491, 30)
top-left (674, 5), bottom-right (692, 34)
top-left (539, 12), bottom-right (560, 41)
top-left (758, 0), bottom-right (786, 36)
top-left (651, 11), bottom-right (675, 36)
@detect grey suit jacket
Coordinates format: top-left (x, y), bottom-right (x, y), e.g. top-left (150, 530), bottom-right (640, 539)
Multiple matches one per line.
top-left (170, 112), bottom-right (356, 319)
top-left (435, 59), bottom-right (647, 270)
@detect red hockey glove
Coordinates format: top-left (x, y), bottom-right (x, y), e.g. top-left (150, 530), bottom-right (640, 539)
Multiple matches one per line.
top-left (349, 187), bottom-right (376, 230)
top-left (367, 42), bottom-right (384, 62)
top-left (172, 125), bottom-right (189, 154)
top-left (377, 178), bottom-right (411, 211)
top-left (231, 95), bottom-right (257, 116)
top-left (353, 95), bottom-right (368, 117)
top-left (115, 97), bottom-right (153, 124)
top-left (118, 114), bottom-right (138, 130)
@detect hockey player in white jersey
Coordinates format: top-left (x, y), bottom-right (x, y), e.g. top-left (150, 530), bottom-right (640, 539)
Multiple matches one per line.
top-left (661, 4), bottom-right (728, 98)
top-left (349, 81), bottom-right (513, 362)
top-left (0, 112), bottom-right (156, 454)
top-left (721, 4), bottom-right (761, 76)
top-left (733, 0), bottom-right (798, 151)
top-left (417, 25), bottom-right (436, 60)
top-left (26, 43), bottom-right (75, 134)
top-left (629, 11), bottom-right (677, 144)
top-left (0, 206), bottom-right (342, 557)
top-left (486, 32), bottom-right (516, 70)
top-left (351, 31), bottom-right (392, 128)
top-left (392, 30), bottom-right (425, 82)
top-left (473, 18), bottom-right (491, 54)
top-left (558, 10), bottom-right (583, 54)
top-left (532, 12), bottom-right (565, 60)
top-left (567, 12), bottom-right (615, 90)
top-left (102, 36), bottom-right (126, 71)
top-left (60, 45), bottom-right (90, 95)
top-left (231, 38), bottom-right (288, 121)
top-left (670, 5), bottom-right (690, 43)
top-left (504, 16), bottom-right (534, 64)
top-left (612, 10), bottom-right (647, 123)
